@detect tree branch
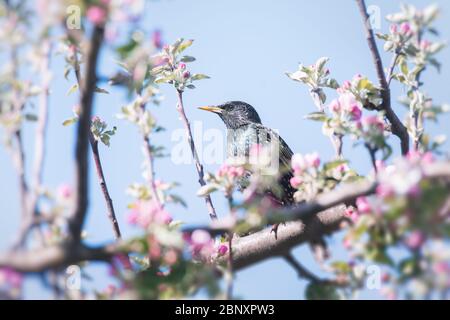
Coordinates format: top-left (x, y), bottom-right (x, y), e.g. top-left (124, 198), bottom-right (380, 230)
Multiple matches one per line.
top-left (2, 162), bottom-right (449, 273)
top-left (71, 43), bottom-right (122, 240)
top-left (68, 26), bottom-right (105, 243)
top-left (355, 0), bottom-right (409, 155)
top-left (175, 89), bottom-right (217, 220)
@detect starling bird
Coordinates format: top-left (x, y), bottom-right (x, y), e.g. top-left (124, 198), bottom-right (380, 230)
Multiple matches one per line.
top-left (199, 101), bottom-right (296, 207)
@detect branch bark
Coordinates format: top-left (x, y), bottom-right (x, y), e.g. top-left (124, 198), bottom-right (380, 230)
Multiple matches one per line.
top-left (2, 162), bottom-right (449, 273)
top-left (355, 0), bottom-right (409, 155)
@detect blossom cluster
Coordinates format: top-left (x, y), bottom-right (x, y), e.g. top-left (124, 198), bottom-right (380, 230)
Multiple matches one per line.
top-left (290, 152), bottom-right (356, 202)
top-left (151, 39), bottom-right (210, 92)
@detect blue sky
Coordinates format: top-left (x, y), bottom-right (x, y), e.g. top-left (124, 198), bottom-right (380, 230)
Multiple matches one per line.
top-left (1, 0), bottom-right (449, 299)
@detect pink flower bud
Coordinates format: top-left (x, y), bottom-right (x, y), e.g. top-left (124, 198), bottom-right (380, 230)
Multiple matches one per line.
top-left (349, 104), bottom-right (362, 121)
top-left (432, 262), bottom-right (450, 274)
top-left (182, 70), bottom-right (190, 79)
top-left (86, 6), bottom-right (107, 25)
top-left (191, 230), bottom-right (211, 246)
top-left (163, 249), bottom-right (178, 266)
top-left (400, 22), bottom-right (412, 36)
top-left (404, 231), bottom-right (425, 250)
top-left (152, 29), bottom-right (163, 49)
top-left (291, 154), bottom-right (307, 174)
top-left (178, 63), bottom-right (186, 70)
top-left (329, 99), bottom-right (341, 113)
top-left (390, 24), bottom-right (398, 34)
top-left (376, 184), bottom-right (394, 198)
top-left (420, 40), bottom-right (431, 51)
top-left (344, 206), bottom-right (359, 223)
top-left (342, 80), bottom-right (352, 90)
top-left (58, 183), bottom-right (72, 199)
top-left (290, 176), bottom-right (303, 188)
top-left (305, 152), bottom-right (321, 168)
top-left (356, 196), bottom-right (372, 214)
top-left (217, 244), bottom-right (228, 256)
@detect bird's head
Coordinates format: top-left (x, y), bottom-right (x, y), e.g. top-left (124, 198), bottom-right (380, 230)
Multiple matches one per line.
top-left (198, 101), bottom-right (262, 129)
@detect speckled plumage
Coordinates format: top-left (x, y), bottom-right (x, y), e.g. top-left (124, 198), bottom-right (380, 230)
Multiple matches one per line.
top-left (203, 101), bottom-right (296, 206)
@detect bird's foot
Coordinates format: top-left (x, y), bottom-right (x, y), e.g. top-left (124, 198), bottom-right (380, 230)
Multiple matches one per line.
top-left (270, 223), bottom-right (286, 240)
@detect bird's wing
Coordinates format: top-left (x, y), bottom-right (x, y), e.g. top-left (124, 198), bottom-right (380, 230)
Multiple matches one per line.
top-left (251, 123), bottom-right (294, 171)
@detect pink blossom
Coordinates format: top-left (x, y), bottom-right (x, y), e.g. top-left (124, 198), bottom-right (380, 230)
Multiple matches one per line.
top-left (86, 6), bottom-right (107, 25)
top-left (390, 24), bottom-right (398, 34)
top-left (343, 237), bottom-right (352, 249)
top-left (405, 231), bottom-right (425, 250)
top-left (0, 268), bottom-right (23, 288)
top-left (329, 99), bottom-right (341, 113)
top-left (182, 70), bottom-right (190, 79)
top-left (91, 115), bottom-right (102, 123)
top-left (178, 63), bottom-right (186, 70)
top-left (191, 230), bottom-right (211, 246)
top-left (400, 22), bottom-right (412, 36)
top-left (163, 249), bottom-right (178, 266)
top-left (344, 206), bottom-right (359, 223)
top-left (361, 115), bottom-right (384, 132)
top-left (126, 200), bottom-right (172, 228)
top-left (421, 152), bottom-right (435, 164)
top-left (305, 152), bottom-right (321, 168)
top-left (290, 176), bottom-right (303, 188)
top-left (356, 196), bottom-right (372, 214)
top-left (376, 184), bottom-right (394, 198)
top-left (57, 183), bottom-right (72, 199)
top-left (126, 209), bottom-right (139, 225)
top-left (152, 29), bottom-right (163, 49)
top-left (342, 80), bottom-right (352, 90)
top-left (420, 40), bottom-right (432, 51)
top-left (217, 244), bottom-right (228, 256)
top-left (187, 230), bottom-right (215, 259)
top-left (432, 262), bottom-right (450, 274)
top-left (349, 104), bottom-right (362, 121)
top-left (217, 163), bottom-right (245, 180)
top-left (407, 184), bottom-right (421, 198)
top-left (291, 154), bottom-right (307, 174)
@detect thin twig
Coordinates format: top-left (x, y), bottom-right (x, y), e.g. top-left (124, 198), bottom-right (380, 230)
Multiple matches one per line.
top-left (283, 252), bottom-right (321, 282)
top-left (386, 52), bottom-right (401, 86)
top-left (138, 98), bottom-right (163, 208)
top-left (71, 37), bottom-right (122, 240)
top-left (355, 0), bottom-right (409, 155)
top-left (90, 138), bottom-right (122, 239)
top-left (175, 89), bottom-right (217, 220)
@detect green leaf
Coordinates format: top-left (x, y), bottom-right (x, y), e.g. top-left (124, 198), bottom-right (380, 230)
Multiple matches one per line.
top-left (314, 57), bottom-right (329, 72)
top-left (197, 184), bottom-right (219, 197)
top-left (323, 160), bottom-right (348, 171)
top-left (176, 39), bottom-right (194, 54)
top-left (62, 117), bottom-right (78, 126)
top-left (180, 55), bottom-right (196, 62)
top-left (24, 114), bottom-right (38, 121)
top-left (64, 67), bottom-right (71, 80)
top-left (376, 33), bottom-right (390, 41)
top-left (400, 59), bottom-right (409, 76)
top-left (67, 83), bottom-right (79, 95)
top-left (191, 74), bottom-right (210, 81)
top-left (304, 111), bottom-right (328, 122)
top-left (95, 86), bottom-right (109, 94)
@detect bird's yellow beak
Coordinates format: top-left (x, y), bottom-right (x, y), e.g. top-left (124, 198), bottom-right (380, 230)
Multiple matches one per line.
top-left (198, 106), bottom-right (223, 114)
